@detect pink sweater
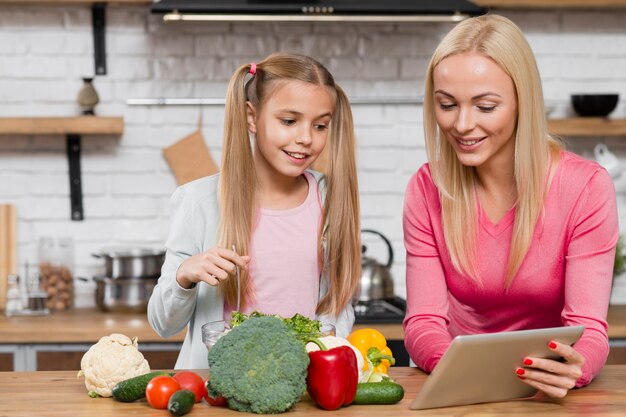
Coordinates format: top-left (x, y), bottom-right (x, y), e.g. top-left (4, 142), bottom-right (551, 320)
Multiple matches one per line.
top-left (403, 151), bottom-right (618, 387)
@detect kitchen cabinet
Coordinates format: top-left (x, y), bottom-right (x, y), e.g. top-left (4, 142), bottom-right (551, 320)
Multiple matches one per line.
top-left (0, 342), bottom-right (181, 372)
top-left (0, 308), bottom-right (184, 371)
top-left (0, 351), bottom-right (13, 371)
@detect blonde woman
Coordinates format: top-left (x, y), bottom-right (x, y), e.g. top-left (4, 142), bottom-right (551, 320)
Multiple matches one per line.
top-left (403, 15), bottom-right (618, 398)
top-left (149, 53), bottom-right (361, 369)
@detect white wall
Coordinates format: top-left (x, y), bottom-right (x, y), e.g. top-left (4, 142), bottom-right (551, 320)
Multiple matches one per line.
top-left (0, 5), bottom-right (625, 307)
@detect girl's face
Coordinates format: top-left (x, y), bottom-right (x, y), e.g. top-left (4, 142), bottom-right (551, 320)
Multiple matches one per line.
top-left (433, 52), bottom-right (518, 173)
top-left (247, 80), bottom-right (334, 183)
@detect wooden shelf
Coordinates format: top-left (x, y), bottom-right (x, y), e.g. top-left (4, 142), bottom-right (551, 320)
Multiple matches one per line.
top-left (548, 118), bottom-right (626, 137)
top-left (473, 0), bottom-right (626, 8)
top-left (0, 116), bottom-right (124, 136)
top-left (0, 116), bottom-right (124, 220)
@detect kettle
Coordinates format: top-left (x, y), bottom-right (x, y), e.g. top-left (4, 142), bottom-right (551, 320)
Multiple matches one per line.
top-left (356, 229), bottom-right (395, 303)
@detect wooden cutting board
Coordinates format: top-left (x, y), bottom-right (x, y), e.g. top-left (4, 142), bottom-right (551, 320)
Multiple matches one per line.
top-left (163, 128), bottom-right (219, 185)
top-left (0, 204), bottom-right (17, 311)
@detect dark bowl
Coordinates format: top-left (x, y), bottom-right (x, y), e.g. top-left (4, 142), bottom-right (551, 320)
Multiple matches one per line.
top-left (571, 94), bottom-right (619, 117)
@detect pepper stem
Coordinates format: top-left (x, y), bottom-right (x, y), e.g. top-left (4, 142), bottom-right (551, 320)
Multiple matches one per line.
top-left (305, 337), bottom-right (328, 351)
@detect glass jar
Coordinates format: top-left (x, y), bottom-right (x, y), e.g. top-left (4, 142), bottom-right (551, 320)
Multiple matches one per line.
top-left (38, 237), bottom-right (74, 311)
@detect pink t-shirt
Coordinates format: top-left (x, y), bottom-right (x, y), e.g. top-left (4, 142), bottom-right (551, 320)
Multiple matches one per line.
top-left (403, 151), bottom-right (618, 387)
top-left (224, 171), bottom-right (322, 321)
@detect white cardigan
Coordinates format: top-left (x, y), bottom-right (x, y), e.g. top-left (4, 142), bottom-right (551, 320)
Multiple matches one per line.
top-left (147, 171), bottom-right (355, 369)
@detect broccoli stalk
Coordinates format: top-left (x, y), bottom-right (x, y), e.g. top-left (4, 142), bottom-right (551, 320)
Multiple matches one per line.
top-left (361, 347), bottom-right (397, 383)
top-left (367, 346), bottom-right (396, 367)
top-left (208, 316), bottom-right (310, 414)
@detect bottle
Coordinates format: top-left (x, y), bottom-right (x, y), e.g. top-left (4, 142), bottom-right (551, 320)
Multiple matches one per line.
top-left (4, 274), bottom-right (23, 317)
top-left (77, 77), bottom-right (99, 115)
top-left (26, 273), bottom-right (49, 315)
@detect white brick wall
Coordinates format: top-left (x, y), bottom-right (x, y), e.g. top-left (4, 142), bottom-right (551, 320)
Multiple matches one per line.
top-left (0, 6), bottom-right (626, 306)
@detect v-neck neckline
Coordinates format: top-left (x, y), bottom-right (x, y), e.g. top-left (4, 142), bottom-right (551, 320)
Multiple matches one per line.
top-left (477, 197), bottom-right (516, 237)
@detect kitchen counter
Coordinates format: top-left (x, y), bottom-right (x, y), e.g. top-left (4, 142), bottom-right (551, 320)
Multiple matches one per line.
top-left (0, 307), bottom-right (403, 343)
top-left (1, 305), bottom-right (626, 343)
top-left (0, 366), bottom-right (625, 416)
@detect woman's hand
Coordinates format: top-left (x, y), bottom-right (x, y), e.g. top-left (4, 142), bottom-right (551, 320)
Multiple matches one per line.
top-left (176, 247), bottom-right (250, 289)
top-left (515, 341), bottom-right (585, 398)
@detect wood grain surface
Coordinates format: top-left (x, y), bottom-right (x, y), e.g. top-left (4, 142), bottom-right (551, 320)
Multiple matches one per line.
top-left (0, 366), bottom-right (625, 416)
top-left (548, 118), bottom-right (626, 137)
top-left (0, 117), bottom-right (124, 135)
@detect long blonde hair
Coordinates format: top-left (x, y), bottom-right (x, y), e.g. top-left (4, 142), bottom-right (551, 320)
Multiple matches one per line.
top-left (218, 52), bottom-right (361, 317)
top-left (423, 15), bottom-right (562, 285)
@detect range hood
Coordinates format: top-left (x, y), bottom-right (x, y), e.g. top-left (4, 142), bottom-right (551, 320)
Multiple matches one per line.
top-left (152, 0), bottom-right (486, 23)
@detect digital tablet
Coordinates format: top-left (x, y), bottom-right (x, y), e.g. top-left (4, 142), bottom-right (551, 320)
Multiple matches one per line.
top-left (410, 325), bottom-right (585, 410)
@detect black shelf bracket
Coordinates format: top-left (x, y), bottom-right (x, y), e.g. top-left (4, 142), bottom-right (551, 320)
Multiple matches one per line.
top-left (92, 3), bottom-right (107, 75)
top-left (66, 134), bottom-right (84, 221)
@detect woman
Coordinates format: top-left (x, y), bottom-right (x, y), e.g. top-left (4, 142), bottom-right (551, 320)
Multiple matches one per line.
top-left (403, 14), bottom-right (618, 398)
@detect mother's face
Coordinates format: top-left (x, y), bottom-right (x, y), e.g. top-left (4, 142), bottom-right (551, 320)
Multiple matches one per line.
top-left (432, 52), bottom-right (518, 173)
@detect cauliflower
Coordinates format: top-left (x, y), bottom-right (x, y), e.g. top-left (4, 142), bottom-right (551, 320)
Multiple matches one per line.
top-left (305, 336), bottom-right (365, 379)
top-left (78, 333), bottom-right (150, 397)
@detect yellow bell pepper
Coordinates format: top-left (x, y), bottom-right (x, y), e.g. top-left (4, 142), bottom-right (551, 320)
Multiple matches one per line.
top-left (347, 328), bottom-right (395, 373)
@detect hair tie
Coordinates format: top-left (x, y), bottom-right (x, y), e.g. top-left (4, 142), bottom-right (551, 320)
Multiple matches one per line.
top-left (249, 62), bottom-right (257, 75)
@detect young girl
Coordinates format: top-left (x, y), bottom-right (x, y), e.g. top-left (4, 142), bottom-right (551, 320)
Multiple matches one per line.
top-left (403, 15), bottom-right (618, 398)
top-left (148, 53), bottom-right (361, 369)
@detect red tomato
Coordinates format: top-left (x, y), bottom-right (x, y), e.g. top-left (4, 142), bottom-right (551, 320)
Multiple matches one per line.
top-left (173, 371), bottom-right (207, 403)
top-left (145, 375), bottom-right (181, 409)
top-left (203, 378), bottom-right (227, 407)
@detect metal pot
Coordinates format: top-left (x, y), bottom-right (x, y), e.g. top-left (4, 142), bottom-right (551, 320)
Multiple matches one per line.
top-left (356, 229), bottom-right (395, 303)
top-left (94, 277), bottom-right (157, 313)
top-left (92, 248), bottom-right (165, 279)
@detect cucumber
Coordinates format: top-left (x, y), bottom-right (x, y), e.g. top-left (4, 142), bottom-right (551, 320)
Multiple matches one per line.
top-left (352, 381), bottom-right (405, 405)
top-left (112, 371), bottom-right (171, 402)
top-left (168, 389), bottom-right (196, 416)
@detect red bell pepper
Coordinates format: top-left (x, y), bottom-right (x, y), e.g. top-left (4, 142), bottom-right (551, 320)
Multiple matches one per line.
top-left (306, 338), bottom-right (359, 411)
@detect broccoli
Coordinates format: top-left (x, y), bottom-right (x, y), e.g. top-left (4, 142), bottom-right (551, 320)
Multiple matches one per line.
top-left (207, 316), bottom-right (310, 414)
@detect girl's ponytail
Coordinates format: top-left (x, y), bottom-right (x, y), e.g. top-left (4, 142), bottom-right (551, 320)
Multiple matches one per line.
top-left (317, 85), bottom-right (361, 317)
top-left (218, 63), bottom-right (257, 308)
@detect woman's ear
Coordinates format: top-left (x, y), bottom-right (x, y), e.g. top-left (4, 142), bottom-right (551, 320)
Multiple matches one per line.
top-left (246, 101), bottom-right (257, 134)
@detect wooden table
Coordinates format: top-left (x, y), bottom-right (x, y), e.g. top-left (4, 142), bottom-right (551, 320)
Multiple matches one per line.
top-left (0, 366), bottom-right (624, 416)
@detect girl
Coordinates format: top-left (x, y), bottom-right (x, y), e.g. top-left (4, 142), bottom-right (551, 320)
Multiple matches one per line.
top-left (403, 15), bottom-right (618, 398)
top-left (148, 52), bottom-right (361, 369)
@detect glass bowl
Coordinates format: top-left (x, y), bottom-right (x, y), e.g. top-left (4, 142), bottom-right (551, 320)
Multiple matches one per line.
top-left (202, 320), bottom-right (230, 353)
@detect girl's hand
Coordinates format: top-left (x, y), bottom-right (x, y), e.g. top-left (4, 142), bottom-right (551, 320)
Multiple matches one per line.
top-left (515, 341), bottom-right (584, 398)
top-left (176, 247), bottom-right (250, 288)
